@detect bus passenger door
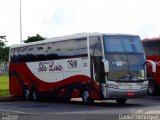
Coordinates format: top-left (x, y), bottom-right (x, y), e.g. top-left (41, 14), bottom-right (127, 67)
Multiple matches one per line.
top-left (89, 36), bottom-right (105, 99)
top-left (92, 56), bottom-right (106, 98)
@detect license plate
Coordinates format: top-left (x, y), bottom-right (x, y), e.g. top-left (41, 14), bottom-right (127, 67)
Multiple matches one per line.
top-left (127, 92), bottom-right (135, 96)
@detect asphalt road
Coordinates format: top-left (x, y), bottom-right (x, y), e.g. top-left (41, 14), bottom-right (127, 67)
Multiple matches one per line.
top-left (0, 96), bottom-right (160, 120)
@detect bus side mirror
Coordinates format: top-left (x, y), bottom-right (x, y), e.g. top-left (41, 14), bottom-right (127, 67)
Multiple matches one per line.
top-left (147, 60), bottom-right (156, 73)
top-left (102, 59), bottom-right (109, 73)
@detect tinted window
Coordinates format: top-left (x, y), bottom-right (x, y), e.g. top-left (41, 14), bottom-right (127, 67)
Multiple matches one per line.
top-left (35, 44), bottom-right (47, 61)
top-left (143, 41), bottom-right (160, 56)
top-left (27, 45), bottom-right (36, 62)
top-left (14, 48), bottom-right (19, 62)
top-left (10, 38), bottom-right (88, 63)
top-left (47, 42), bottom-right (61, 60)
top-left (10, 48), bottom-right (15, 63)
top-left (60, 38), bottom-right (87, 59)
top-left (89, 36), bottom-right (102, 56)
top-left (103, 36), bottom-right (144, 53)
top-left (19, 46), bottom-right (28, 62)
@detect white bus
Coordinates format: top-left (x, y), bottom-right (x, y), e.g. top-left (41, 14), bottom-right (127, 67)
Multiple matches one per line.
top-left (9, 33), bottom-right (148, 104)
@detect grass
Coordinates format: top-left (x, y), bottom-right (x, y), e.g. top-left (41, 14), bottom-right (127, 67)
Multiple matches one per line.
top-left (0, 75), bottom-right (9, 96)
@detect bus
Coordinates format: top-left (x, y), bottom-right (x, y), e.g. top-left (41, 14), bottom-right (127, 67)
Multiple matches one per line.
top-left (142, 37), bottom-right (160, 95)
top-left (9, 33), bottom-right (148, 104)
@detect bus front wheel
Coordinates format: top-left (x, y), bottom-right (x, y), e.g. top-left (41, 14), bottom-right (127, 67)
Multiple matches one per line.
top-left (116, 98), bottom-right (127, 104)
top-left (81, 89), bottom-right (94, 104)
top-left (148, 80), bottom-right (156, 95)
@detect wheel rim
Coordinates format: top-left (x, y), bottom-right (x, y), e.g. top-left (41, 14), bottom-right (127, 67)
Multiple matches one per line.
top-left (24, 89), bottom-right (30, 100)
top-left (149, 83), bottom-right (154, 94)
top-left (32, 91), bottom-right (37, 100)
top-left (83, 91), bottom-right (89, 103)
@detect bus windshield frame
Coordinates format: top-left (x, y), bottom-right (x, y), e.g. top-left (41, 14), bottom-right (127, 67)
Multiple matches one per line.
top-left (103, 35), bottom-right (146, 82)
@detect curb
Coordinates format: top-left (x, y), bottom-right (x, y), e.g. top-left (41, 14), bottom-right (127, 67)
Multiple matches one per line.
top-left (0, 96), bottom-right (23, 102)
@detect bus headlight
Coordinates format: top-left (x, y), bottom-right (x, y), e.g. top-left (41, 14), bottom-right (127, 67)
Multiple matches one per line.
top-left (141, 81), bottom-right (148, 89)
top-left (106, 83), bottom-right (119, 89)
top-left (141, 69), bottom-right (145, 78)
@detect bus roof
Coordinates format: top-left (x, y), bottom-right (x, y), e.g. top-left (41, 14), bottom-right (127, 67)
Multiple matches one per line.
top-left (10, 32), bottom-right (139, 49)
top-left (142, 37), bottom-right (160, 42)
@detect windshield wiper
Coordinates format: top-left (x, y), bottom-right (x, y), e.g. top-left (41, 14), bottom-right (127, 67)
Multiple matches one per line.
top-left (119, 75), bottom-right (130, 80)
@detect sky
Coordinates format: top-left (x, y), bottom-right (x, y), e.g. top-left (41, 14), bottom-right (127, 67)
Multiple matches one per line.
top-left (0, 0), bottom-right (160, 45)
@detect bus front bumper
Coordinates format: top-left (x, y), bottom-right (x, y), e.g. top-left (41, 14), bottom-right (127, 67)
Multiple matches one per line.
top-left (105, 88), bottom-right (148, 99)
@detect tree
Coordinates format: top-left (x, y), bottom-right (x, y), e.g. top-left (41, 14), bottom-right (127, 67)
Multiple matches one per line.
top-left (0, 35), bottom-right (9, 74)
top-left (0, 47), bottom-right (9, 64)
top-left (24, 34), bottom-right (45, 43)
top-left (0, 35), bottom-right (7, 46)
top-left (0, 35), bottom-right (8, 64)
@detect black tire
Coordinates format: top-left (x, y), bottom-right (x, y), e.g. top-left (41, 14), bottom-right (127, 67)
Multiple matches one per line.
top-left (31, 89), bottom-right (38, 101)
top-left (81, 88), bottom-right (94, 104)
top-left (62, 97), bottom-right (71, 102)
top-left (23, 87), bottom-right (30, 100)
top-left (116, 98), bottom-right (127, 104)
top-left (148, 80), bottom-right (156, 95)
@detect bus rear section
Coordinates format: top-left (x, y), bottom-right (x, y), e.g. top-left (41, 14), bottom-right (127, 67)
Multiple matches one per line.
top-left (9, 33), bottom-right (148, 104)
top-left (9, 36), bottom-right (91, 102)
top-left (142, 38), bottom-right (160, 95)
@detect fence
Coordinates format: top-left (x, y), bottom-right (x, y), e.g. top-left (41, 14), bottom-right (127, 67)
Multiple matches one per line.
top-left (0, 63), bottom-right (8, 75)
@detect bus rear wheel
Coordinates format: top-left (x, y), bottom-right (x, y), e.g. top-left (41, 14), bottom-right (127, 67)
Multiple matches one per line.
top-left (81, 89), bottom-right (94, 104)
top-left (116, 98), bottom-right (127, 104)
top-left (23, 87), bottom-right (30, 100)
top-left (31, 89), bottom-right (38, 101)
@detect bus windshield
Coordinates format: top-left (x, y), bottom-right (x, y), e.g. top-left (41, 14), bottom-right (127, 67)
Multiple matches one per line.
top-left (143, 40), bottom-right (160, 56)
top-left (103, 35), bottom-right (144, 53)
top-left (103, 35), bottom-right (146, 81)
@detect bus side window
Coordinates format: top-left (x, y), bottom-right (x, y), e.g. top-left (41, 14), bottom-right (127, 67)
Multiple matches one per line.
top-left (35, 44), bottom-right (47, 61)
top-left (89, 36), bottom-right (103, 57)
top-left (19, 46), bottom-right (28, 62)
top-left (74, 38), bottom-right (88, 57)
top-left (14, 48), bottom-right (19, 63)
top-left (60, 40), bottom-right (72, 59)
top-left (27, 45), bottom-right (36, 62)
top-left (10, 48), bottom-right (15, 63)
top-left (60, 38), bottom-right (87, 59)
top-left (47, 42), bottom-right (60, 60)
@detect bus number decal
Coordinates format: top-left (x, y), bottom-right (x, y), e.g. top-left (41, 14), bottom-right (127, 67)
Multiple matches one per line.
top-left (68, 60), bottom-right (77, 69)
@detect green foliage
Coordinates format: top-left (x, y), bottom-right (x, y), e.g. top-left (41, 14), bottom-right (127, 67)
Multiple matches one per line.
top-left (0, 47), bottom-right (9, 64)
top-left (0, 35), bottom-right (7, 47)
top-left (24, 34), bottom-right (45, 43)
top-left (0, 35), bottom-right (9, 64)
top-left (0, 75), bottom-right (9, 96)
